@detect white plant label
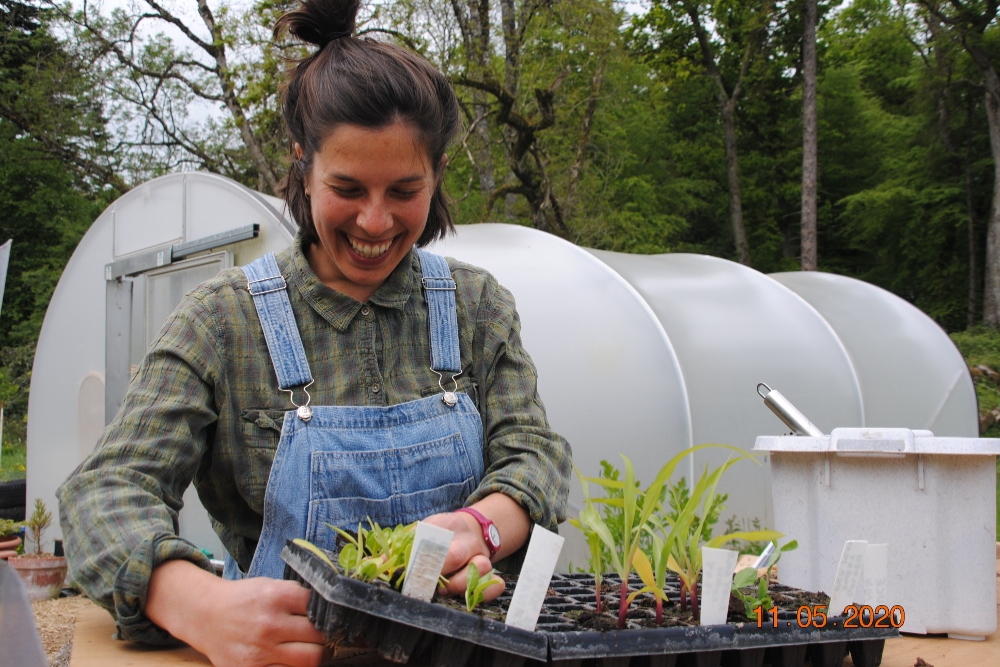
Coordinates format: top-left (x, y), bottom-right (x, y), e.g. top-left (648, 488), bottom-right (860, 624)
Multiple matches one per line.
top-left (863, 543), bottom-right (888, 607)
top-left (828, 540), bottom-right (867, 617)
top-left (401, 522), bottom-right (454, 602)
top-left (505, 525), bottom-right (565, 631)
top-left (700, 547), bottom-right (739, 626)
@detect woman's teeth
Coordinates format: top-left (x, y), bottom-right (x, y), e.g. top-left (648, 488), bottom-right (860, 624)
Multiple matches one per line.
top-left (349, 237), bottom-right (392, 258)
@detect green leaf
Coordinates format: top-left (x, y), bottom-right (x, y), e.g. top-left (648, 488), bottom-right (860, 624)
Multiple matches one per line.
top-left (732, 567), bottom-right (758, 589)
top-left (292, 538), bottom-right (336, 569)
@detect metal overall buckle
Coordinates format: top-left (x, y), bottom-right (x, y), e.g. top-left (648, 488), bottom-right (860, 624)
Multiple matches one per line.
top-left (282, 380), bottom-right (315, 421)
top-left (431, 369), bottom-right (461, 407)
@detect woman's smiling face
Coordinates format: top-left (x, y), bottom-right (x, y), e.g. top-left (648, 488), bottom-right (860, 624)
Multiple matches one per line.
top-left (302, 120), bottom-right (438, 302)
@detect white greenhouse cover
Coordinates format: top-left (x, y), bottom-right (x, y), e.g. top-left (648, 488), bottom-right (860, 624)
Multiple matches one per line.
top-left (28, 174), bottom-right (977, 570)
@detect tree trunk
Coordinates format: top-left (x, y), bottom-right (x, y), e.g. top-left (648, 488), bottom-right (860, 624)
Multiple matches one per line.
top-left (972, 57), bottom-right (1000, 326)
top-left (982, 85), bottom-right (1000, 327)
top-left (967, 126), bottom-right (979, 328)
top-left (722, 98), bottom-right (750, 265)
top-left (800, 0), bottom-right (818, 271)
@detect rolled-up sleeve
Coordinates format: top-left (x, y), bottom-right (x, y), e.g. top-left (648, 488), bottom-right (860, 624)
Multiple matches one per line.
top-left (464, 275), bottom-right (572, 531)
top-left (57, 292), bottom-right (220, 644)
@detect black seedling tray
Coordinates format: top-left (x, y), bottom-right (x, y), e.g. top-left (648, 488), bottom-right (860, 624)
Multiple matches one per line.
top-left (281, 541), bottom-right (897, 667)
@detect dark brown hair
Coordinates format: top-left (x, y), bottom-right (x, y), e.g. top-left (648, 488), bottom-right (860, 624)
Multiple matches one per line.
top-left (274, 0), bottom-right (460, 248)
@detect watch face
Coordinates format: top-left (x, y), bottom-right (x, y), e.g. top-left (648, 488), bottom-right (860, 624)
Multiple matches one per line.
top-left (488, 524), bottom-right (501, 547)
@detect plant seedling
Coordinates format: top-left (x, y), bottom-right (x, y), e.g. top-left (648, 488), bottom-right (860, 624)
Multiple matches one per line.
top-left (329, 520), bottom-right (416, 587)
top-left (575, 444), bottom-right (732, 628)
top-left (731, 540), bottom-right (798, 620)
top-left (465, 563), bottom-right (503, 612)
top-left (656, 454), bottom-right (782, 621)
top-left (25, 499), bottom-right (53, 555)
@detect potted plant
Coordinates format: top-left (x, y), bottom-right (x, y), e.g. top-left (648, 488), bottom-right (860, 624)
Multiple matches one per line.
top-left (0, 517), bottom-right (23, 558)
top-left (7, 499), bottom-right (68, 601)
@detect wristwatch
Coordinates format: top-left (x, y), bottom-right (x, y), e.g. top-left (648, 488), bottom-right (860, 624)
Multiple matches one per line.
top-left (456, 507), bottom-right (501, 559)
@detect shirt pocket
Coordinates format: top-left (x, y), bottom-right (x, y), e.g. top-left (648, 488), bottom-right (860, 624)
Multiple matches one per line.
top-left (239, 409), bottom-right (287, 497)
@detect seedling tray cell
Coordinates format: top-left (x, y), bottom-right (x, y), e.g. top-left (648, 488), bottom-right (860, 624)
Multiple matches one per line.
top-left (281, 542), bottom-right (896, 666)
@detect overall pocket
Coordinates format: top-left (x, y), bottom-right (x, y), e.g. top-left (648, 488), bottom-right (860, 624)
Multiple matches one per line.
top-left (305, 432), bottom-right (477, 547)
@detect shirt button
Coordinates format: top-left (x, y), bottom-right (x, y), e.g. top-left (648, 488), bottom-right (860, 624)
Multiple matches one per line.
top-left (371, 383), bottom-right (381, 393)
top-left (361, 305), bottom-right (372, 316)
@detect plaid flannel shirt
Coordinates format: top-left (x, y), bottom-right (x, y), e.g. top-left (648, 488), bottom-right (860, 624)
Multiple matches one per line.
top-left (57, 241), bottom-right (572, 644)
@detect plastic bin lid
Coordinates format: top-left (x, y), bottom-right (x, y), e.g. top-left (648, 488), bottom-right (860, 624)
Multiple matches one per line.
top-left (754, 428), bottom-right (1000, 455)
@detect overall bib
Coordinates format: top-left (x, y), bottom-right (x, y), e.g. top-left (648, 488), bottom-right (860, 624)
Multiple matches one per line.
top-left (225, 250), bottom-right (484, 580)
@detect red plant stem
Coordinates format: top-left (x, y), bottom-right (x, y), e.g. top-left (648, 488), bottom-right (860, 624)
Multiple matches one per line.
top-left (679, 584), bottom-right (688, 612)
top-left (617, 580), bottom-right (629, 629)
top-left (595, 583), bottom-right (602, 613)
top-left (691, 581), bottom-right (700, 622)
top-left (655, 597), bottom-right (663, 626)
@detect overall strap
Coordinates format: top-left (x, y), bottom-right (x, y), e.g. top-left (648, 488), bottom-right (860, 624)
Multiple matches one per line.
top-left (416, 250), bottom-right (462, 374)
top-left (241, 253), bottom-right (314, 390)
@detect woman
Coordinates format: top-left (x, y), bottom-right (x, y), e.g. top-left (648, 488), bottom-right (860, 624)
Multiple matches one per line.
top-left (56, 1), bottom-right (572, 665)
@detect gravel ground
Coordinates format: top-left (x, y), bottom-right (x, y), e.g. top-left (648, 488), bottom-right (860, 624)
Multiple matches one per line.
top-left (31, 595), bottom-right (98, 667)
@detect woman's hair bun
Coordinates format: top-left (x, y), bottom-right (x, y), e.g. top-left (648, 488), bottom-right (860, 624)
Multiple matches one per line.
top-left (273, 0), bottom-right (361, 48)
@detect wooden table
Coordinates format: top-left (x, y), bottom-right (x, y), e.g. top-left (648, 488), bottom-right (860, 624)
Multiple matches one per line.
top-left (68, 564), bottom-right (1000, 667)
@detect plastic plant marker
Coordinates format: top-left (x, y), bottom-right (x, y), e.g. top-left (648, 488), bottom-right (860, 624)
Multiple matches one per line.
top-left (505, 525), bottom-right (565, 630)
top-left (828, 540), bottom-right (867, 617)
top-left (401, 522), bottom-right (454, 602)
top-left (700, 546), bottom-right (739, 625)
top-left (863, 543), bottom-right (887, 607)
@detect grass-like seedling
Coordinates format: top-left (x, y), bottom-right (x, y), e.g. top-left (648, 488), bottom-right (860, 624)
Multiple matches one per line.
top-left (574, 444), bottom-right (731, 628)
top-left (464, 564), bottom-right (503, 612)
top-left (574, 445), bottom-right (788, 627)
top-left (653, 453), bottom-right (782, 621)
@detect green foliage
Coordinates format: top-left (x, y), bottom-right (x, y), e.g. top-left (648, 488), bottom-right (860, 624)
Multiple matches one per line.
top-left (722, 516), bottom-right (769, 556)
top-left (730, 540), bottom-right (798, 620)
top-left (572, 445), bottom-right (780, 626)
top-left (464, 564), bottom-right (503, 612)
top-left (651, 453), bottom-right (782, 621)
top-left (574, 448), bottom-right (700, 628)
top-left (25, 497), bottom-right (52, 555)
top-left (329, 520), bottom-right (416, 587)
top-left (0, 518), bottom-right (23, 538)
top-left (664, 476), bottom-right (726, 542)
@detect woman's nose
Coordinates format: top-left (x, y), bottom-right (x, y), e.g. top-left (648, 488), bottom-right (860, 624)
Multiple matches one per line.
top-left (357, 197), bottom-right (392, 235)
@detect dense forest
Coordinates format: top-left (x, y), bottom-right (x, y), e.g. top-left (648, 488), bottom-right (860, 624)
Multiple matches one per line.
top-left (1, 0), bottom-right (999, 446)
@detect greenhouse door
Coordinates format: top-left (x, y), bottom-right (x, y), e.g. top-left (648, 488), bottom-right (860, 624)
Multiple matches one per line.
top-left (105, 251), bottom-right (232, 560)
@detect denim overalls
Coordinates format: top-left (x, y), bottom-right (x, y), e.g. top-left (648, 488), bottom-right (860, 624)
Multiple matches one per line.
top-left (224, 250), bottom-right (484, 580)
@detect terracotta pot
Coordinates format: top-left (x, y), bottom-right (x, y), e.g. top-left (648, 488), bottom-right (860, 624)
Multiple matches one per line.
top-left (0, 534), bottom-right (21, 559)
top-left (7, 554), bottom-right (67, 601)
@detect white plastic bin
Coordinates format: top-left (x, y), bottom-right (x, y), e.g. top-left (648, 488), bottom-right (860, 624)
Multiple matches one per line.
top-left (755, 427), bottom-right (1000, 639)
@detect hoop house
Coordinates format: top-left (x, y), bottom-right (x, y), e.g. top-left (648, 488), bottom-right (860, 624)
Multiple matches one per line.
top-left (28, 173), bottom-right (295, 558)
top-left (28, 174), bottom-right (977, 569)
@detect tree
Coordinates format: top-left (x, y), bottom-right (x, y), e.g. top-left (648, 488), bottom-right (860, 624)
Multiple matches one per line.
top-left (632, 0), bottom-right (777, 266)
top-left (0, 0), bottom-right (114, 442)
top-left (917, 0), bottom-right (1000, 326)
top-left (50, 0), bottom-right (285, 192)
top-left (1, 0), bottom-right (125, 192)
top-left (801, 0), bottom-right (818, 270)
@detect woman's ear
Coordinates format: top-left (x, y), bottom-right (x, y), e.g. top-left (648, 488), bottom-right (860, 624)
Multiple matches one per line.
top-left (435, 154), bottom-right (449, 186)
top-left (294, 143), bottom-right (304, 160)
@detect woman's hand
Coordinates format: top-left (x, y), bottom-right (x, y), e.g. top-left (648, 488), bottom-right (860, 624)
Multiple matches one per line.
top-left (145, 560), bottom-right (327, 667)
top-left (0, 535), bottom-right (21, 559)
top-left (423, 492), bottom-right (531, 603)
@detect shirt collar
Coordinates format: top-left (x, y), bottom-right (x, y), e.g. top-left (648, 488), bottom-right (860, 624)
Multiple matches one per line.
top-left (286, 240), bottom-right (415, 331)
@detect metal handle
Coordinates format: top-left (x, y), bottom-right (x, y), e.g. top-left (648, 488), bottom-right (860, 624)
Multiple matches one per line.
top-left (757, 383), bottom-right (824, 437)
